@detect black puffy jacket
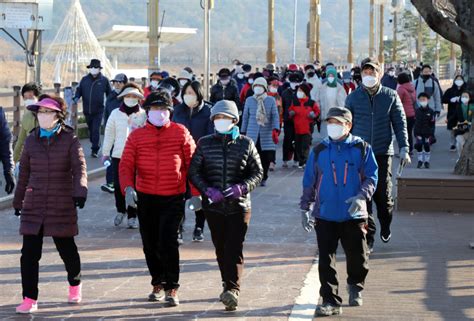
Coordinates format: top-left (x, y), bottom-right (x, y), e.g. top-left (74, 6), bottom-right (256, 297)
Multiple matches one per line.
top-left (189, 133), bottom-right (263, 215)
top-left (414, 106), bottom-right (436, 138)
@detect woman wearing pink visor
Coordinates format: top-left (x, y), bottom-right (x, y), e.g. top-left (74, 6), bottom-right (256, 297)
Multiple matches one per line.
top-left (13, 95), bottom-right (88, 314)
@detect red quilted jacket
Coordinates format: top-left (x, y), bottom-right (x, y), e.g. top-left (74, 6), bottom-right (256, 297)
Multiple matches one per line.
top-left (119, 121), bottom-right (196, 196)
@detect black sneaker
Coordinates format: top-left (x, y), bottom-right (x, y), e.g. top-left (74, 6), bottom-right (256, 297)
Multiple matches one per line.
top-left (348, 285), bottom-right (363, 306)
top-left (260, 180), bottom-right (267, 187)
top-left (417, 161), bottom-right (423, 168)
top-left (192, 228), bottom-right (204, 242)
top-left (91, 152), bottom-right (99, 158)
top-left (221, 289), bottom-right (239, 311)
top-left (380, 228), bottom-right (391, 243)
top-left (450, 145), bottom-right (456, 152)
top-left (315, 302), bottom-right (342, 316)
top-left (424, 162), bottom-right (430, 169)
top-left (101, 183), bottom-right (114, 193)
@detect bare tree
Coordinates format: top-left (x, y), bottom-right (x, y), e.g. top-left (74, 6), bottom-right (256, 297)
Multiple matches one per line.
top-left (411, 0), bottom-right (474, 175)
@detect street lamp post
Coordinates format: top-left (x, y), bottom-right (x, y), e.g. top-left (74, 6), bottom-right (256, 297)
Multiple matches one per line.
top-left (347, 0), bottom-right (354, 64)
top-left (266, 0), bottom-right (276, 63)
top-left (378, 3), bottom-right (385, 64)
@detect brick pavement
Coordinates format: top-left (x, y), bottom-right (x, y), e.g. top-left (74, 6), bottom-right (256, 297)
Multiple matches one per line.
top-left (0, 133), bottom-right (473, 320)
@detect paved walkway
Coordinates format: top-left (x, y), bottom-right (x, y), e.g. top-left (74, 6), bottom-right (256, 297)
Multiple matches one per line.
top-left (0, 126), bottom-right (473, 320)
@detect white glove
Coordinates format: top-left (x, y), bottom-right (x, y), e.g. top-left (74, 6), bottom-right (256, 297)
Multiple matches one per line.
top-left (125, 186), bottom-right (138, 209)
top-left (301, 210), bottom-right (315, 232)
top-left (400, 146), bottom-right (411, 167)
top-left (345, 194), bottom-right (366, 218)
top-left (450, 96), bottom-right (459, 103)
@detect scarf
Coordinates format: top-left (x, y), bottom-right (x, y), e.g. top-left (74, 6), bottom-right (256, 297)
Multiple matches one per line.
top-left (255, 92), bottom-right (268, 126)
top-left (221, 125), bottom-right (240, 140)
top-left (40, 123), bottom-right (61, 139)
top-left (120, 103), bottom-right (139, 116)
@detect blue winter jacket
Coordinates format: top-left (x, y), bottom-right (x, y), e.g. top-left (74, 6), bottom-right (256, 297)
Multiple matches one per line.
top-left (300, 135), bottom-right (378, 222)
top-left (0, 107), bottom-right (14, 174)
top-left (172, 101), bottom-right (214, 142)
top-left (74, 73), bottom-right (111, 115)
top-left (104, 91), bottom-right (121, 126)
top-left (345, 85), bottom-right (409, 156)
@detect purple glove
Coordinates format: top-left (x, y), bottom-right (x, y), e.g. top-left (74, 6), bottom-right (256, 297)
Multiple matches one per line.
top-left (223, 184), bottom-right (248, 199)
top-left (205, 187), bottom-right (225, 204)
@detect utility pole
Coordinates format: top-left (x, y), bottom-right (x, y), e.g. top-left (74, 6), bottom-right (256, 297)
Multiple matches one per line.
top-left (203, 0), bottom-right (212, 99)
top-left (347, 0), bottom-right (354, 64)
top-left (292, 0), bottom-right (298, 63)
top-left (378, 3), bottom-right (385, 64)
top-left (434, 33), bottom-right (440, 76)
top-left (391, 11), bottom-right (397, 63)
top-left (369, 0), bottom-right (375, 57)
top-left (450, 42), bottom-right (457, 76)
top-left (309, 0), bottom-right (316, 61)
top-left (266, 0), bottom-right (276, 63)
top-left (147, 0), bottom-right (160, 74)
top-left (417, 15), bottom-right (423, 64)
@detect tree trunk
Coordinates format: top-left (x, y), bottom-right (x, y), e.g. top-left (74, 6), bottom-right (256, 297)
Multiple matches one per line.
top-left (454, 127), bottom-right (474, 175)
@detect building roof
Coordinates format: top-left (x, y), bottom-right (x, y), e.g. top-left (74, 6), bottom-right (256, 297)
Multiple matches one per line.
top-left (97, 24), bottom-right (198, 48)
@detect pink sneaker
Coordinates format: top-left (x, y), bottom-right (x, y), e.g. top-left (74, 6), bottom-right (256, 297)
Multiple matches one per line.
top-left (68, 284), bottom-right (82, 304)
top-left (16, 297), bottom-right (38, 314)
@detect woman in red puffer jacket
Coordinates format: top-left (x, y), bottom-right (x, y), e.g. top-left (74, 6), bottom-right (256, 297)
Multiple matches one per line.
top-left (396, 72), bottom-right (416, 153)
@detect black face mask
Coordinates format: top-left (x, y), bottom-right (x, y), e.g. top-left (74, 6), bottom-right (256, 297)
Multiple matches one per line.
top-left (307, 71), bottom-right (316, 78)
top-left (422, 74), bottom-right (431, 80)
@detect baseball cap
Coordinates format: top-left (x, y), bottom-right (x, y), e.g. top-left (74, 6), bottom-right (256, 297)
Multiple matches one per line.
top-left (361, 57), bottom-right (380, 71)
top-left (326, 107), bottom-right (353, 123)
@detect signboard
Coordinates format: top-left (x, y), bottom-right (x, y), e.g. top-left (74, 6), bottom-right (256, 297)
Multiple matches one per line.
top-left (0, 0), bottom-right (53, 30)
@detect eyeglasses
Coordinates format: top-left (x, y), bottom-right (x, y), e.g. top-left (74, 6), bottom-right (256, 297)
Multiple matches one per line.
top-left (37, 109), bottom-right (57, 114)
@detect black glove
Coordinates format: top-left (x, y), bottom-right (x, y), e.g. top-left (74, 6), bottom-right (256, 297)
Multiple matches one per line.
top-left (14, 208), bottom-right (21, 217)
top-left (73, 197), bottom-right (86, 209)
top-left (435, 111), bottom-right (440, 118)
top-left (4, 171), bottom-right (15, 194)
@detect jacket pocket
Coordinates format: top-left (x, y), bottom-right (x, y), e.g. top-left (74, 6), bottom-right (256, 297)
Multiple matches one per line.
top-left (23, 188), bottom-right (34, 210)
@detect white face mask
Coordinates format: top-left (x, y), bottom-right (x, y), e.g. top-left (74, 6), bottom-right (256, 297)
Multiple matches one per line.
top-left (388, 71), bottom-right (395, 77)
top-left (24, 98), bottom-right (37, 106)
top-left (455, 79), bottom-right (464, 87)
top-left (254, 86), bottom-right (265, 95)
top-left (237, 73), bottom-right (244, 79)
top-left (248, 79), bottom-right (254, 85)
top-left (214, 119), bottom-right (234, 133)
top-left (184, 94), bottom-right (198, 107)
top-left (362, 75), bottom-right (378, 88)
top-left (220, 79), bottom-right (230, 85)
top-left (461, 97), bottom-right (470, 105)
top-left (419, 101), bottom-right (429, 107)
top-left (290, 82), bottom-right (299, 90)
top-left (179, 79), bottom-right (188, 87)
top-left (150, 80), bottom-right (159, 88)
top-left (327, 76), bottom-right (335, 83)
top-left (124, 98), bottom-right (138, 107)
top-left (296, 91), bottom-right (305, 99)
top-left (269, 86), bottom-right (278, 93)
top-left (89, 68), bottom-right (100, 76)
top-left (327, 123), bottom-right (346, 140)
top-left (37, 112), bottom-right (58, 130)
top-left (114, 87), bottom-right (122, 94)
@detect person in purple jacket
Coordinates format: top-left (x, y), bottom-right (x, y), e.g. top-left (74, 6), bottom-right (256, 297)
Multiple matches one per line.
top-left (299, 107), bottom-right (378, 317)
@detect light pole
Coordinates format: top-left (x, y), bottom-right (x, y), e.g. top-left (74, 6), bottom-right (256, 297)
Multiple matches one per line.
top-left (147, 0), bottom-right (159, 74)
top-left (266, 0), bottom-right (276, 63)
top-left (369, 0), bottom-right (375, 57)
top-left (347, 0), bottom-right (354, 64)
top-left (378, 3), bottom-right (385, 64)
top-left (292, 0), bottom-right (298, 63)
top-left (203, 0), bottom-right (212, 99)
top-left (391, 10), bottom-right (398, 63)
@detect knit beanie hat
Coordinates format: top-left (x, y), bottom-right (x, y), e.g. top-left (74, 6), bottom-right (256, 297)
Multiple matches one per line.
top-left (178, 69), bottom-right (193, 80)
top-left (252, 77), bottom-right (268, 91)
top-left (298, 83), bottom-right (312, 98)
top-left (210, 100), bottom-right (240, 123)
top-left (326, 67), bottom-right (338, 78)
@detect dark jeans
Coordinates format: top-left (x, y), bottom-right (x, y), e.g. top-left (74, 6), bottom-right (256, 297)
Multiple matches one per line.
top-left (256, 139), bottom-right (274, 181)
top-left (205, 211), bottom-right (251, 292)
top-left (283, 120), bottom-right (297, 162)
top-left (195, 209), bottom-right (206, 230)
top-left (21, 229), bottom-right (81, 300)
top-left (366, 155), bottom-right (394, 246)
top-left (84, 113), bottom-right (103, 153)
top-left (315, 218), bottom-right (369, 306)
top-left (112, 158), bottom-right (137, 218)
top-left (294, 134), bottom-right (312, 166)
top-left (406, 117), bottom-right (415, 152)
top-left (137, 192), bottom-right (184, 290)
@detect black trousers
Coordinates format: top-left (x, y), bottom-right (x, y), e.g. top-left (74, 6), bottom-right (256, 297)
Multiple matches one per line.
top-left (205, 211), bottom-right (251, 292)
top-left (283, 120), bottom-right (297, 162)
top-left (137, 192), bottom-right (184, 290)
top-left (195, 209), bottom-right (206, 230)
top-left (84, 113), bottom-right (102, 153)
top-left (294, 134), bottom-right (312, 166)
top-left (112, 157), bottom-right (137, 218)
top-left (21, 229), bottom-right (81, 300)
top-left (406, 117), bottom-right (415, 152)
top-left (366, 155), bottom-right (394, 246)
top-left (315, 218), bottom-right (369, 306)
top-left (256, 139), bottom-right (274, 181)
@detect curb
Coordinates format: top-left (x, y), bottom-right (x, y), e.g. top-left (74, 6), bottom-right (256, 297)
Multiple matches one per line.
top-left (0, 166), bottom-right (106, 211)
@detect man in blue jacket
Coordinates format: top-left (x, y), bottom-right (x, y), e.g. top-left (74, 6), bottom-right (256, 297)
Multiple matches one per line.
top-left (73, 59), bottom-right (111, 158)
top-left (300, 107), bottom-right (378, 316)
top-left (0, 107), bottom-right (15, 194)
top-left (345, 57), bottom-right (409, 251)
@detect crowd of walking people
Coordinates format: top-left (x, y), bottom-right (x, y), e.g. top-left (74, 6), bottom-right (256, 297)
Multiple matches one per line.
top-left (0, 55), bottom-right (471, 316)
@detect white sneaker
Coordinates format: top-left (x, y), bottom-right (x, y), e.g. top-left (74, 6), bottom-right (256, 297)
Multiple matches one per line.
top-left (114, 213), bottom-right (126, 226)
top-left (128, 217), bottom-right (138, 229)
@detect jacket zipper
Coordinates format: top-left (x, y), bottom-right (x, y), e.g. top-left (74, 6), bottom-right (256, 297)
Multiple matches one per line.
top-left (368, 93), bottom-right (375, 146)
top-left (222, 138), bottom-right (228, 190)
top-left (88, 77), bottom-right (99, 114)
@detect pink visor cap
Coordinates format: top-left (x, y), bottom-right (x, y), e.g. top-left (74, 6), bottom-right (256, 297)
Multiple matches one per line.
top-left (27, 98), bottom-right (62, 112)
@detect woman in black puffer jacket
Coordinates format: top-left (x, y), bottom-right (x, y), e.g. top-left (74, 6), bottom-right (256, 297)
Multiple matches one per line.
top-left (188, 100), bottom-right (263, 312)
